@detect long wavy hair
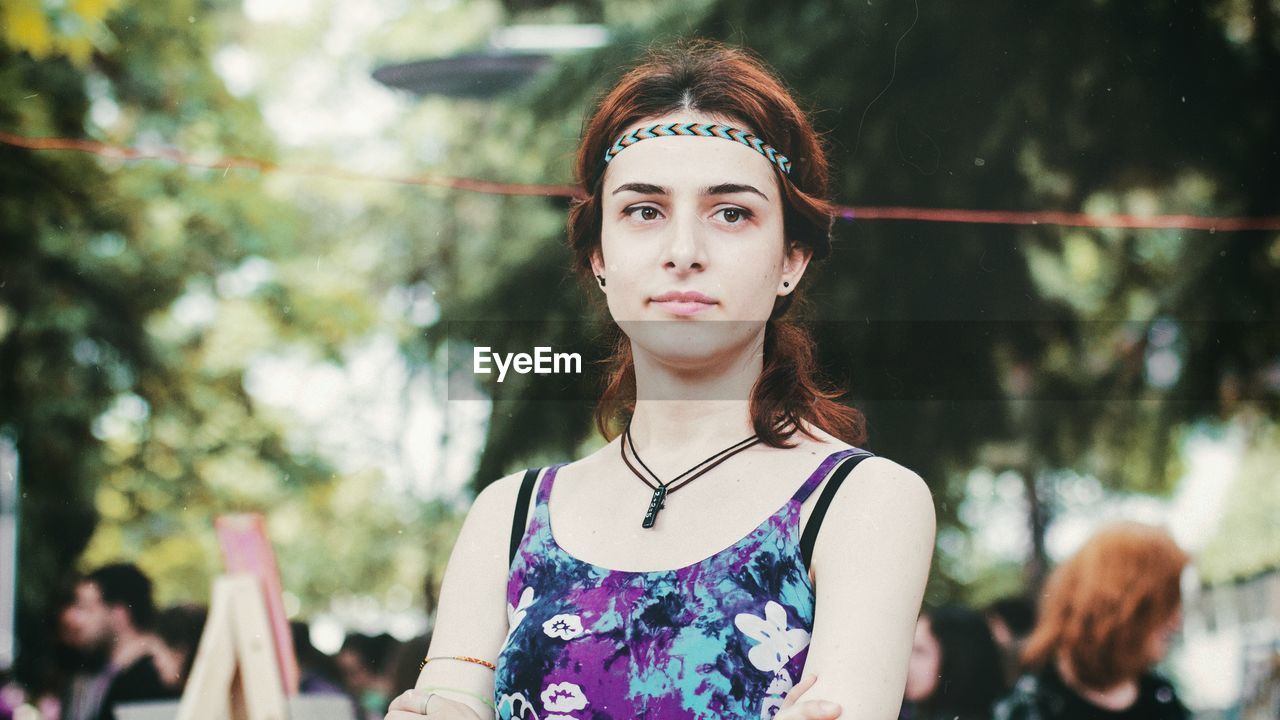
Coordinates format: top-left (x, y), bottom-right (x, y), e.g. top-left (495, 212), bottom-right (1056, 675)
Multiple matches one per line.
top-left (567, 39), bottom-right (865, 447)
top-left (1022, 522), bottom-right (1189, 689)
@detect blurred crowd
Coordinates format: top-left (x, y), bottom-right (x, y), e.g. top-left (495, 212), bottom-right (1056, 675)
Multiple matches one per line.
top-left (0, 563), bottom-right (431, 720)
top-left (900, 522), bottom-right (1192, 720)
top-left (0, 521), bottom-right (1205, 719)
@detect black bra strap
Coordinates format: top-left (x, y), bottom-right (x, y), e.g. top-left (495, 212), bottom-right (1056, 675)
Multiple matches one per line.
top-left (800, 452), bottom-right (875, 571)
top-left (509, 468), bottom-right (542, 566)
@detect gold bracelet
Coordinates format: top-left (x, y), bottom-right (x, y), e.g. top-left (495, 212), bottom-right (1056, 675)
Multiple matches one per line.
top-left (419, 685), bottom-right (496, 709)
top-left (419, 655), bottom-right (498, 671)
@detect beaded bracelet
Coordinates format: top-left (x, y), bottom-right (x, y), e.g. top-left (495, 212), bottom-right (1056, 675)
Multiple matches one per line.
top-left (419, 655), bottom-right (497, 671)
top-left (420, 686), bottom-right (497, 710)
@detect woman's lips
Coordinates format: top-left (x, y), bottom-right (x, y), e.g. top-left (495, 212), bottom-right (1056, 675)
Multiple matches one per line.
top-left (648, 291), bottom-right (717, 316)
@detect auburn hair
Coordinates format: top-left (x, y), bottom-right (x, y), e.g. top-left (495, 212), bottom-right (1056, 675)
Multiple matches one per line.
top-left (1023, 522), bottom-right (1190, 689)
top-left (567, 39), bottom-right (865, 447)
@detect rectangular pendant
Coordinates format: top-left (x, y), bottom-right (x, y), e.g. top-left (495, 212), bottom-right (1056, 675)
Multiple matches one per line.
top-left (642, 485), bottom-right (667, 528)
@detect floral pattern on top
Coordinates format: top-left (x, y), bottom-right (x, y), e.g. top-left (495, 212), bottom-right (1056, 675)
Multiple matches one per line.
top-left (494, 448), bottom-right (867, 719)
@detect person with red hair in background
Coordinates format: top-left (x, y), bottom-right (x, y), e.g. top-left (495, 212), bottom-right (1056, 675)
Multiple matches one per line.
top-left (386, 38), bottom-right (935, 720)
top-left (994, 522), bottom-right (1191, 720)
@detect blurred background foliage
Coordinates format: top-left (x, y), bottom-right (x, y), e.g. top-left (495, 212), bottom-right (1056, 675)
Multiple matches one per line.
top-left (1, 0), bottom-right (1277, 672)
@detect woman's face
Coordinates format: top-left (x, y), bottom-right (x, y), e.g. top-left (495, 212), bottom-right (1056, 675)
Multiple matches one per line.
top-left (904, 616), bottom-right (942, 702)
top-left (592, 111), bottom-right (811, 370)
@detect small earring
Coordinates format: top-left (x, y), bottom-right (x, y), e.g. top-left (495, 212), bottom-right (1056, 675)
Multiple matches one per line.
top-left (596, 275), bottom-right (606, 287)
top-left (783, 281), bottom-right (790, 288)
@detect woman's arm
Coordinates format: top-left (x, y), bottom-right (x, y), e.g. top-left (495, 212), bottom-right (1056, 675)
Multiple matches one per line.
top-left (800, 456), bottom-right (936, 719)
top-left (390, 470), bottom-right (530, 719)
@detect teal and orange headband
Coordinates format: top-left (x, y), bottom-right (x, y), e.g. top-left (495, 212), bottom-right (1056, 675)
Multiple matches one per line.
top-left (602, 122), bottom-right (792, 177)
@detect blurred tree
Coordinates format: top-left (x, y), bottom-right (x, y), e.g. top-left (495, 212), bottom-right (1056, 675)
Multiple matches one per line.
top-left (694, 0), bottom-right (1278, 589)
top-left (1196, 414), bottom-right (1280, 583)
top-left (0, 0), bottom-right (264, 675)
top-left (0, 0), bottom-right (411, 678)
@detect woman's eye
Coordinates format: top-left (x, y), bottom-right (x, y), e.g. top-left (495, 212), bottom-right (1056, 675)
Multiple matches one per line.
top-left (718, 207), bottom-right (751, 224)
top-left (625, 206), bottom-right (661, 221)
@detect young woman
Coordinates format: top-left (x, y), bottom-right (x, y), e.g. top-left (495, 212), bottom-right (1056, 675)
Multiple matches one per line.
top-left (900, 606), bottom-right (1006, 720)
top-left (386, 40), bottom-right (935, 720)
top-left (993, 523), bottom-right (1191, 720)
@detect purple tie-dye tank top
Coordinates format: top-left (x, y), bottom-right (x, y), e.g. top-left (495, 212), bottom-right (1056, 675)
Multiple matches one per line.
top-left (494, 447), bottom-right (865, 720)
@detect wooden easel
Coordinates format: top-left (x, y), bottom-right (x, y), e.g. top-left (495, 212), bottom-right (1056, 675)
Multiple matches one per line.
top-left (114, 513), bottom-right (354, 720)
top-left (171, 513), bottom-right (300, 720)
top-left (175, 574), bottom-right (288, 720)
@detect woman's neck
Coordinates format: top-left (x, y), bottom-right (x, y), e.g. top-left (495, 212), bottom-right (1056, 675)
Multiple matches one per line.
top-left (626, 400), bottom-right (757, 473)
top-left (1055, 655), bottom-right (1140, 712)
top-left (630, 328), bottom-right (765, 403)
top-left (625, 327), bottom-right (767, 464)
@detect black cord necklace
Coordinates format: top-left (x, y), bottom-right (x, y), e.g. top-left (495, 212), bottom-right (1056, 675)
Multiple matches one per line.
top-left (621, 421), bottom-right (762, 528)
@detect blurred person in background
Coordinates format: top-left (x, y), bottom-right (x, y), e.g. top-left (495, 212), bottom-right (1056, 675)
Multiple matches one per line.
top-left (9, 584), bottom-right (91, 719)
top-left (994, 522), bottom-right (1190, 720)
top-left (61, 563), bottom-right (177, 720)
top-left (151, 605), bottom-right (207, 691)
top-left (57, 577), bottom-right (116, 720)
top-left (337, 633), bottom-right (397, 720)
top-left (985, 596), bottom-right (1037, 686)
top-left (900, 605), bottom-right (1006, 720)
top-left (287, 621), bottom-right (360, 719)
top-left (290, 621), bottom-right (349, 696)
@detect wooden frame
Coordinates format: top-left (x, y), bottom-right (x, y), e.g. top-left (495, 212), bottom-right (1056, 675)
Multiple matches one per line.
top-left (175, 574), bottom-right (289, 720)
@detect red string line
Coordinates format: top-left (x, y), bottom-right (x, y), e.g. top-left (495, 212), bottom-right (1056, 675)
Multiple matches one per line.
top-left (4, 130), bottom-right (1279, 231)
top-left (835, 207), bottom-right (1280, 232)
top-left (0, 130), bottom-right (580, 199)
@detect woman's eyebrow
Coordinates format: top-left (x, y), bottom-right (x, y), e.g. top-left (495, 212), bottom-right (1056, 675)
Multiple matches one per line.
top-left (611, 182), bottom-right (668, 195)
top-left (701, 183), bottom-right (768, 201)
top-left (611, 180), bottom-right (768, 199)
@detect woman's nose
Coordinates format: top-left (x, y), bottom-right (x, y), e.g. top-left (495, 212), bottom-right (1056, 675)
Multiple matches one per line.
top-left (662, 209), bottom-right (706, 272)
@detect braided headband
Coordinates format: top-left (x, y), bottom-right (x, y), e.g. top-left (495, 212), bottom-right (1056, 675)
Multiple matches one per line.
top-left (603, 122), bottom-right (792, 177)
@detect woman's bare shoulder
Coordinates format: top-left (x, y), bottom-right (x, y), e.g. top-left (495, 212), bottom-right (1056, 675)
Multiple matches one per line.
top-left (791, 423), bottom-right (930, 506)
top-left (817, 453), bottom-right (936, 550)
top-left (838, 455), bottom-right (932, 515)
top-left (468, 458), bottom-right (584, 529)
top-left (470, 468), bottom-right (539, 524)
